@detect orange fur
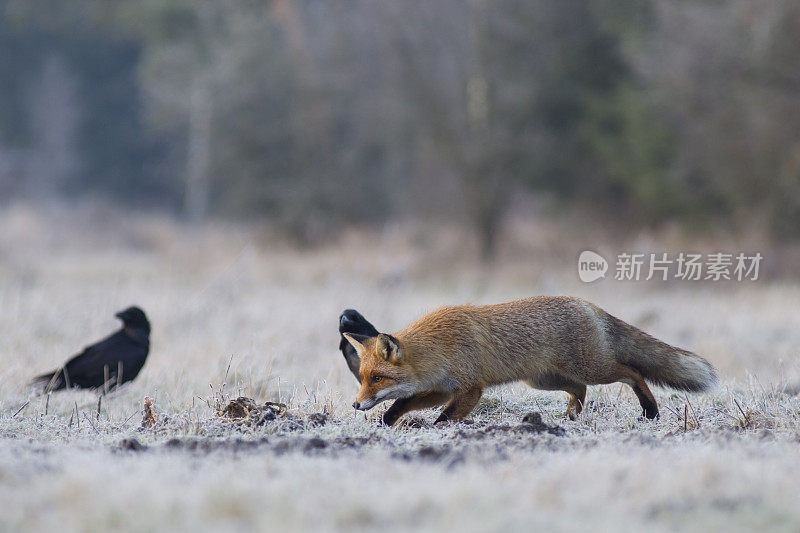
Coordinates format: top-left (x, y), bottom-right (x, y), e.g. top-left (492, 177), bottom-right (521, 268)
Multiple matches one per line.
top-left (344, 296), bottom-right (718, 425)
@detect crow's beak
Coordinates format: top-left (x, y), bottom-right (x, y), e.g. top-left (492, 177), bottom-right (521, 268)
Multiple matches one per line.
top-left (115, 311), bottom-right (126, 320)
top-left (340, 314), bottom-right (354, 326)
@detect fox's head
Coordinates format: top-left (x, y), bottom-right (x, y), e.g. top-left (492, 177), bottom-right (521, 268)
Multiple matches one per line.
top-left (343, 333), bottom-right (417, 411)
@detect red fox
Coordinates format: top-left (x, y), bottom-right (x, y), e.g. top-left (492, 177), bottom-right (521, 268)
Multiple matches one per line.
top-left (343, 296), bottom-right (718, 425)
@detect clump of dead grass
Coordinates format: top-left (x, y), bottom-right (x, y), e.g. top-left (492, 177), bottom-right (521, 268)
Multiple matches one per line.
top-left (217, 396), bottom-right (289, 426)
top-left (141, 397), bottom-right (157, 428)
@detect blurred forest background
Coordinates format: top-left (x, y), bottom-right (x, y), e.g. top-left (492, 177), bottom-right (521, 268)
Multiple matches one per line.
top-left (1, 0), bottom-right (799, 258)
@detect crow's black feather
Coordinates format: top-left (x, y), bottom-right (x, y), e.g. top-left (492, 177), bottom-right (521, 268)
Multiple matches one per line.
top-left (338, 309), bottom-right (378, 383)
top-left (32, 306), bottom-right (150, 392)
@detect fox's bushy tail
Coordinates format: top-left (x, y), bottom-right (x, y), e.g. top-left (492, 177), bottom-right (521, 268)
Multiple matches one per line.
top-left (603, 313), bottom-right (719, 391)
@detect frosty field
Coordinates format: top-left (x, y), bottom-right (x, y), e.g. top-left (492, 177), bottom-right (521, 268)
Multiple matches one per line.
top-left (1, 207), bottom-right (799, 532)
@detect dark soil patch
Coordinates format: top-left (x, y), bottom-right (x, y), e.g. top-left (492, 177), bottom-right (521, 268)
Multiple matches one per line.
top-left (162, 437), bottom-right (268, 453)
top-left (457, 412), bottom-right (566, 439)
top-left (117, 437), bottom-right (147, 452)
top-left (392, 444), bottom-right (465, 467)
top-left (519, 412), bottom-right (566, 436)
top-left (115, 411), bottom-right (566, 461)
top-left (306, 413), bottom-right (329, 427)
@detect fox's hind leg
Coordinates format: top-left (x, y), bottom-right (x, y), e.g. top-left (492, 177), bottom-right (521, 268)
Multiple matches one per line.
top-left (434, 386), bottom-right (483, 424)
top-left (620, 367), bottom-right (659, 419)
top-left (525, 372), bottom-right (587, 421)
top-left (383, 392), bottom-right (451, 426)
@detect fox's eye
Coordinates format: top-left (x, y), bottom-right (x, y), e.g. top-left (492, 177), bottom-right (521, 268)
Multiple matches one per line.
top-left (372, 376), bottom-right (383, 383)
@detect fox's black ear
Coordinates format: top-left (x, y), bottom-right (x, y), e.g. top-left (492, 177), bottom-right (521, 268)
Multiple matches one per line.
top-left (342, 333), bottom-right (370, 356)
top-left (376, 334), bottom-right (401, 364)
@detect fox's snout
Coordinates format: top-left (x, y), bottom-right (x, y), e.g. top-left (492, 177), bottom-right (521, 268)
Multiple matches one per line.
top-left (352, 396), bottom-right (378, 411)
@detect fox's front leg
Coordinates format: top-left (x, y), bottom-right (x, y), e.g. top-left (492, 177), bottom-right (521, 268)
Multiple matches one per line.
top-left (434, 386), bottom-right (483, 424)
top-left (383, 391), bottom-right (451, 426)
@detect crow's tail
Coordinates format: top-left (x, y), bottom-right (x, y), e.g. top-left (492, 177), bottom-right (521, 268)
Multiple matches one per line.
top-left (30, 369), bottom-right (66, 393)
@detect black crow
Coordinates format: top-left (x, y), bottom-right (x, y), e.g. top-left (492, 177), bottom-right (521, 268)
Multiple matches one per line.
top-left (339, 309), bottom-right (378, 383)
top-left (32, 306), bottom-right (150, 392)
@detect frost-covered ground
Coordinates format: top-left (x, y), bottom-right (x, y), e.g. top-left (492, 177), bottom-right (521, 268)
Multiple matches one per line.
top-left (0, 205), bottom-right (799, 532)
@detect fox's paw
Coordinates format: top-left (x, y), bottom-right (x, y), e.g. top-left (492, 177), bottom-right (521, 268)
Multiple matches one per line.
top-left (565, 398), bottom-right (584, 421)
top-left (639, 406), bottom-right (659, 420)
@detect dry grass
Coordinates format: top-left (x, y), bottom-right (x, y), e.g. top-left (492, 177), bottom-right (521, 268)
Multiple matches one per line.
top-left (0, 204), bottom-right (799, 532)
